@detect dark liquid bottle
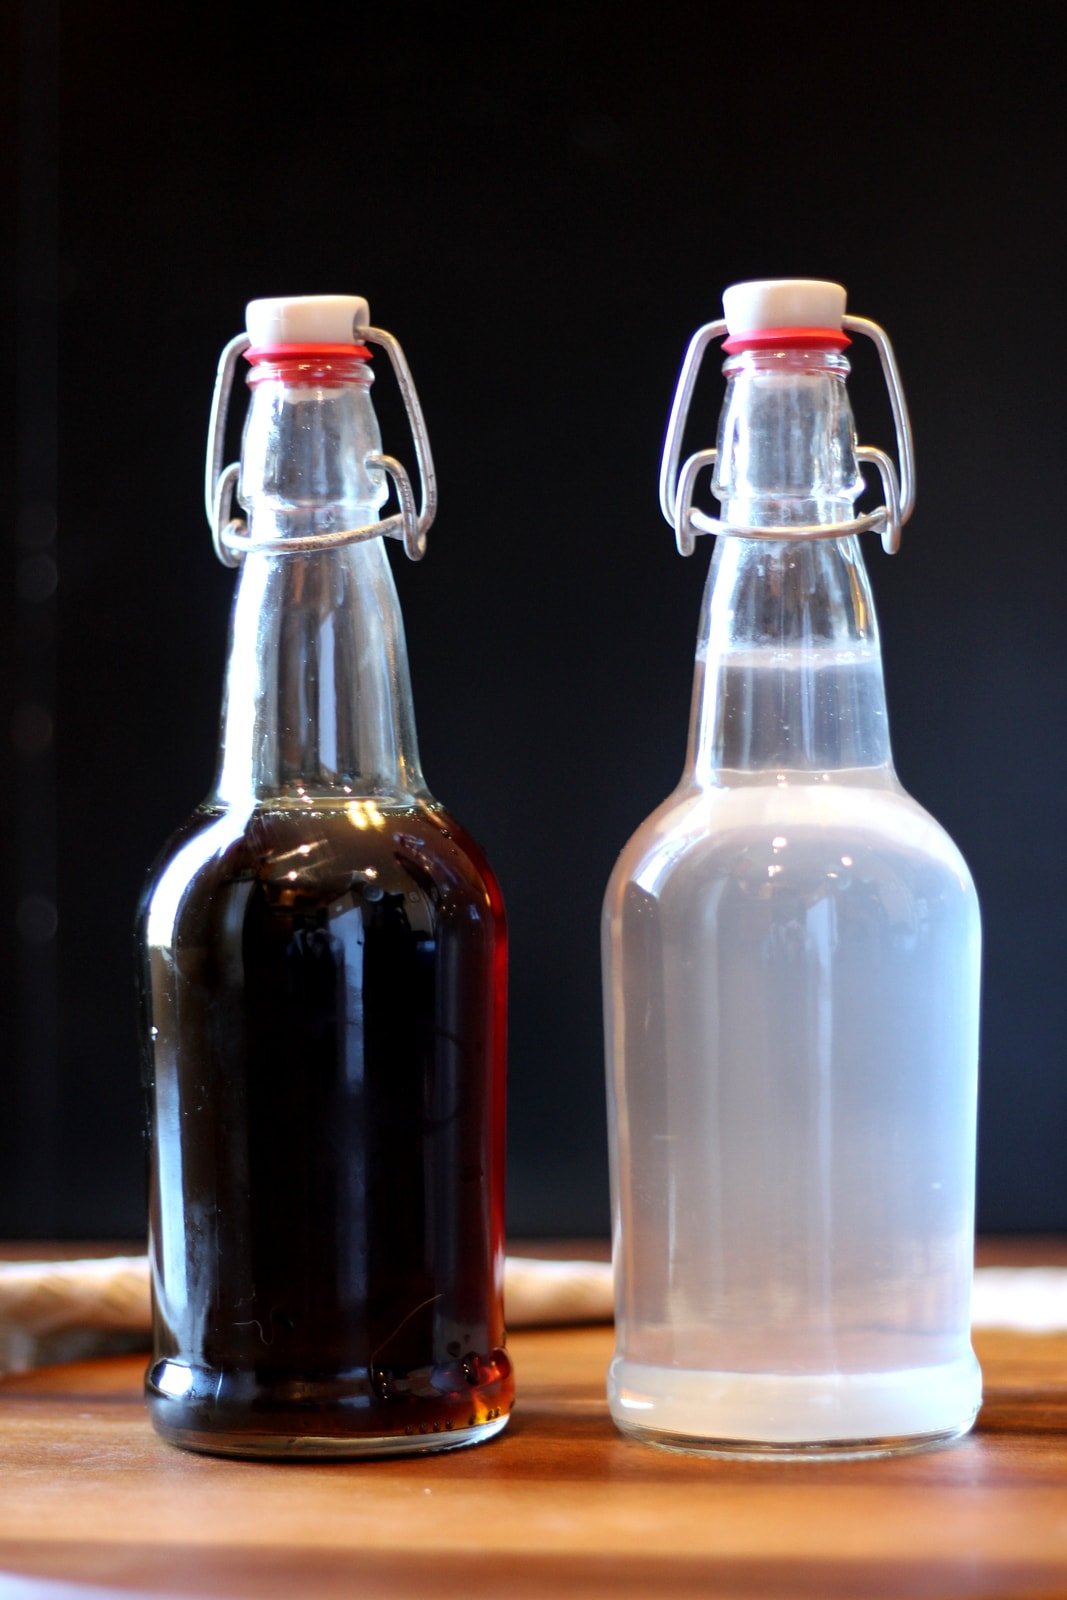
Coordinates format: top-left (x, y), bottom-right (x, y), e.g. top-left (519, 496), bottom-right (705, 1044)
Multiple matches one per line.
top-left (137, 296), bottom-right (511, 1456)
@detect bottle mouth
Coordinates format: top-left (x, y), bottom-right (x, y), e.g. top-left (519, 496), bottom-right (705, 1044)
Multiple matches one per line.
top-left (722, 327), bottom-right (851, 355)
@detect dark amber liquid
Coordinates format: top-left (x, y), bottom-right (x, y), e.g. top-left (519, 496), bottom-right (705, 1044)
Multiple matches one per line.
top-left (138, 798), bottom-right (511, 1456)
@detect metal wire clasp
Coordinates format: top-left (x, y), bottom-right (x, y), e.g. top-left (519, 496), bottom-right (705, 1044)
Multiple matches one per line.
top-left (204, 321), bottom-right (438, 568)
top-left (658, 315), bottom-right (915, 557)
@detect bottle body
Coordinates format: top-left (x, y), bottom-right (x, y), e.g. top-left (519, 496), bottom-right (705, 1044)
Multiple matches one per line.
top-left (139, 793), bottom-right (510, 1456)
top-left (604, 324), bottom-right (981, 1456)
top-left (604, 766), bottom-right (980, 1453)
top-left (138, 323), bottom-right (511, 1456)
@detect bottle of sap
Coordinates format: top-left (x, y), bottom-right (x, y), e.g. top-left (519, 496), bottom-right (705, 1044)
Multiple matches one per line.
top-left (603, 279), bottom-right (981, 1457)
top-left (138, 295), bottom-right (511, 1457)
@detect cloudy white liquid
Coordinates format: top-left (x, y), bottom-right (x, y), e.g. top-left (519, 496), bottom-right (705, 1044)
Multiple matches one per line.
top-left (603, 658), bottom-right (981, 1453)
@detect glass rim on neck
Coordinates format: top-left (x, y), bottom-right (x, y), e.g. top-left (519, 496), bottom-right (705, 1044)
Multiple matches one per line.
top-left (722, 347), bottom-right (851, 378)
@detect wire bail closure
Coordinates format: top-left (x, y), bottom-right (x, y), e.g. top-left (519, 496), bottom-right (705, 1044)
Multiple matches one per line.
top-left (658, 315), bottom-right (915, 557)
top-left (204, 321), bottom-right (438, 568)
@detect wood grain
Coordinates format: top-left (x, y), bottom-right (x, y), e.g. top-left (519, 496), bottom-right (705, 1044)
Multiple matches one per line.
top-left (2, 1285), bottom-right (1067, 1598)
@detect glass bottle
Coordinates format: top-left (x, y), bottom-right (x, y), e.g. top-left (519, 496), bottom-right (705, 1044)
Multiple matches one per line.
top-left (603, 279), bottom-right (981, 1458)
top-left (137, 295), bottom-right (512, 1457)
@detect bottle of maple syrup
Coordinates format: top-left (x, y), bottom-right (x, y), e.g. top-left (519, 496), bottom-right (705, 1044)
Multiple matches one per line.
top-left (137, 295), bottom-right (512, 1457)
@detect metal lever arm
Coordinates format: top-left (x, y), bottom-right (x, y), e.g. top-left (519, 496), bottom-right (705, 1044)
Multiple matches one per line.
top-left (660, 314), bottom-right (915, 557)
top-left (204, 321), bottom-right (437, 568)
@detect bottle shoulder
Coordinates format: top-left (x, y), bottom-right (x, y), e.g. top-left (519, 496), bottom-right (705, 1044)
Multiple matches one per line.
top-left (139, 798), bottom-right (505, 949)
top-left (605, 773), bottom-right (977, 912)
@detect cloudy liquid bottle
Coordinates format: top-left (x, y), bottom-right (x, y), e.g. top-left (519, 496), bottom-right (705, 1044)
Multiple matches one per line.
top-left (603, 280), bottom-right (981, 1457)
top-left (137, 296), bottom-right (511, 1457)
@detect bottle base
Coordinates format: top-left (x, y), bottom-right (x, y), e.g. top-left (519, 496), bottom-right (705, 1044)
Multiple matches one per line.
top-left (611, 1418), bottom-right (974, 1462)
top-left (146, 1354), bottom-right (514, 1460)
top-left (148, 1406), bottom-right (511, 1460)
top-left (608, 1353), bottom-right (981, 1459)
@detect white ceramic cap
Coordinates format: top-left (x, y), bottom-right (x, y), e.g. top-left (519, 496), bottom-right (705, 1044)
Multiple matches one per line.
top-left (722, 279), bottom-right (846, 334)
top-left (245, 294), bottom-right (370, 347)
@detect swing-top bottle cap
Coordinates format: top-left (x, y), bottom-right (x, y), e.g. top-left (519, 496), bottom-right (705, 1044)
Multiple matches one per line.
top-left (245, 294), bottom-right (370, 350)
top-left (722, 279), bottom-right (849, 352)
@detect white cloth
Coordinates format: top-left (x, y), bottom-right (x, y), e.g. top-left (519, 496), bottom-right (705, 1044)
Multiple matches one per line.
top-left (1, 1256), bottom-right (1064, 1375)
top-left (970, 1267), bottom-right (1067, 1334)
top-left (0, 1254), bottom-right (614, 1374)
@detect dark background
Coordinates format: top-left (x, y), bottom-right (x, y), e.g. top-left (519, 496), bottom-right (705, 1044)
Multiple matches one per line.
top-left (5, 3), bottom-right (1065, 1240)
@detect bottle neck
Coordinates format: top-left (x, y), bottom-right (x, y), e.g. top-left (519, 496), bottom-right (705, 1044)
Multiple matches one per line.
top-left (687, 349), bottom-right (893, 782)
top-left (211, 358), bottom-right (427, 806)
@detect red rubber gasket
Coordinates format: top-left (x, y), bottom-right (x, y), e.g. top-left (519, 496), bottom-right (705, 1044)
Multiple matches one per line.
top-left (246, 342), bottom-right (373, 363)
top-left (722, 327), bottom-right (851, 354)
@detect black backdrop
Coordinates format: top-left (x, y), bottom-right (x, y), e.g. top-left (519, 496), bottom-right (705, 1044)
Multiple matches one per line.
top-left (4, 3), bottom-right (1065, 1238)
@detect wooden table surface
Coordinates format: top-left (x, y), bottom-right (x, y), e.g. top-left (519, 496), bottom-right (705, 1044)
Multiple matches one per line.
top-left (1, 1242), bottom-right (1066, 1600)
